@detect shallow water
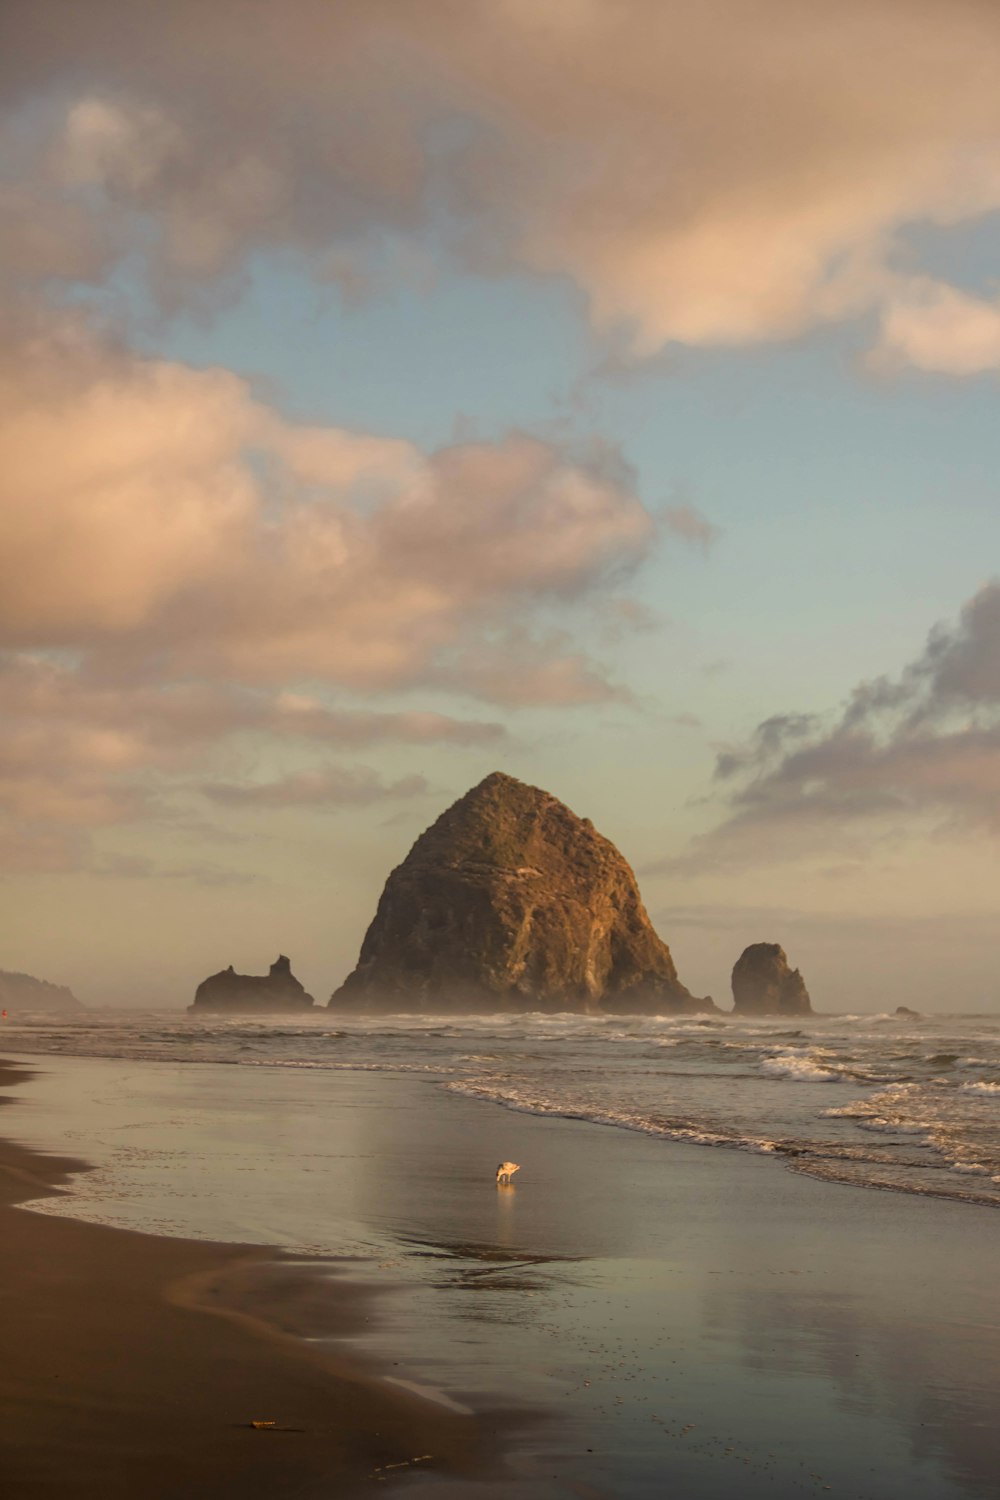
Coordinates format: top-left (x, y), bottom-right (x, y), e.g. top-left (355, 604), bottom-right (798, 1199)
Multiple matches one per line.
top-left (5, 1006), bottom-right (1000, 1206)
top-left (4, 1052), bottom-right (1000, 1500)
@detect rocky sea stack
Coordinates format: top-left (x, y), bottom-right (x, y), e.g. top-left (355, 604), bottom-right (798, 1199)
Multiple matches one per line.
top-left (0, 970), bottom-right (82, 1013)
top-left (731, 943), bottom-right (812, 1016)
top-left (330, 772), bottom-right (713, 1015)
top-left (189, 955), bottom-right (315, 1014)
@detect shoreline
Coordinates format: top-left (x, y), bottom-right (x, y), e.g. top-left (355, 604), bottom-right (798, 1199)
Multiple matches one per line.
top-left (0, 1059), bottom-right (504, 1499)
top-left (5, 1045), bottom-right (1000, 1497)
top-left (6, 1004), bottom-right (999, 1214)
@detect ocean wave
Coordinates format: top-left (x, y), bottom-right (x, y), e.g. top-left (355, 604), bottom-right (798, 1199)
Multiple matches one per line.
top-left (442, 1077), bottom-right (1000, 1209)
top-left (760, 1050), bottom-right (841, 1083)
top-left (788, 1159), bottom-right (1000, 1208)
top-left (442, 1078), bottom-right (778, 1154)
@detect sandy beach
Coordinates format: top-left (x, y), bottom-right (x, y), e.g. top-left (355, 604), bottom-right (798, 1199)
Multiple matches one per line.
top-left (0, 1059), bottom-right (503, 1499)
top-left (3, 1047), bottom-right (1000, 1499)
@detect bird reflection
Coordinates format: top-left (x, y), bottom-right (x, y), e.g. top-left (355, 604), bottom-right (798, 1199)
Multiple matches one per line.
top-left (495, 1178), bottom-right (516, 1247)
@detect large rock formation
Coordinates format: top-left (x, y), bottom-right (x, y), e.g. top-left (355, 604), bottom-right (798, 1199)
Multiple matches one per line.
top-left (330, 772), bottom-right (714, 1015)
top-left (189, 955), bottom-right (315, 1014)
top-left (731, 943), bottom-right (812, 1016)
top-left (0, 970), bottom-right (83, 1013)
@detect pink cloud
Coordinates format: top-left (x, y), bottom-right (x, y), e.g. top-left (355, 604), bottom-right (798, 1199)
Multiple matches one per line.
top-left (0, 654), bottom-right (503, 844)
top-left (0, 313), bottom-right (649, 863)
top-left (873, 279), bottom-right (1000, 375)
top-left (6, 2), bottom-right (1000, 356)
top-left (0, 323), bottom-right (654, 687)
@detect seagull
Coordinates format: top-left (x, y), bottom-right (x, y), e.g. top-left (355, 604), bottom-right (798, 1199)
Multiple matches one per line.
top-left (496, 1161), bottom-right (520, 1185)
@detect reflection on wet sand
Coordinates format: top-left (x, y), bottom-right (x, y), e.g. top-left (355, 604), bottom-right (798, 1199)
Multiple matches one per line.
top-left (396, 1231), bottom-right (586, 1315)
top-left (10, 1057), bottom-right (1000, 1500)
top-left (704, 1276), bottom-right (1000, 1498)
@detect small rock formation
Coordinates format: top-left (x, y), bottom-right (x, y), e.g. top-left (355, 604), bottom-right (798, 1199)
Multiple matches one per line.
top-left (0, 970), bottom-right (83, 1013)
top-left (329, 771), bottom-right (714, 1015)
top-left (189, 955), bottom-right (315, 1014)
top-left (894, 1005), bottom-right (921, 1018)
top-left (731, 943), bottom-right (812, 1017)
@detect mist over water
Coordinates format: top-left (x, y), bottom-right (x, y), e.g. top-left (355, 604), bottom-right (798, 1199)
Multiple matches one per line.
top-left (6, 1007), bottom-right (1000, 1208)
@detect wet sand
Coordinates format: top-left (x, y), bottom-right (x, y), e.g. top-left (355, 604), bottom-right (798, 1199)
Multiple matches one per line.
top-left (5, 1052), bottom-right (1000, 1499)
top-left (0, 1060), bottom-right (498, 1499)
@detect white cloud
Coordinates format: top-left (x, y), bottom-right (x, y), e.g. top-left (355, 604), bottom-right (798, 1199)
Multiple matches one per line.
top-left (873, 279), bottom-right (1000, 375)
top-left (0, 654), bottom-right (502, 839)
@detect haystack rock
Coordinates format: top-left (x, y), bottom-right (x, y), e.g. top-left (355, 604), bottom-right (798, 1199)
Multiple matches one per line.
top-left (0, 970), bottom-right (83, 1013)
top-left (329, 772), bottom-right (714, 1015)
top-left (189, 955), bottom-right (315, 1014)
top-left (731, 943), bottom-right (812, 1017)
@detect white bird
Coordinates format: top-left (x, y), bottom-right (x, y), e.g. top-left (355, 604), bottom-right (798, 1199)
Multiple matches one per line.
top-left (496, 1161), bottom-right (520, 1184)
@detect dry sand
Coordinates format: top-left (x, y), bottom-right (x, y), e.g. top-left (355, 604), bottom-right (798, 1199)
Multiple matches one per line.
top-left (0, 1060), bottom-right (499, 1499)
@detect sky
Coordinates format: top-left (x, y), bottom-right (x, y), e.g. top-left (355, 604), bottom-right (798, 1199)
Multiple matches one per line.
top-left (3, 0), bottom-right (1000, 1011)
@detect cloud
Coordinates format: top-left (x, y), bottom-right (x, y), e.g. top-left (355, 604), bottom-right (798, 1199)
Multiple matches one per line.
top-left (6, 1), bottom-right (1000, 357)
top-left (668, 582), bottom-right (1000, 870)
top-left (0, 321), bottom-right (654, 685)
top-left (0, 654), bottom-right (503, 846)
top-left (201, 766), bottom-right (428, 809)
top-left (714, 714), bottom-right (820, 782)
top-left (94, 852), bottom-right (257, 886)
top-left (0, 111), bottom-right (684, 874)
top-left (873, 279), bottom-right (1000, 375)
top-left (0, 822), bottom-right (91, 876)
top-left (430, 629), bottom-right (631, 707)
top-left (0, 658), bottom-right (505, 762)
top-left (0, 316), bottom-right (653, 859)
top-left (267, 697), bottom-right (505, 747)
top-left (601, 598), bottom-right (664, 635)
top-left (662, 505), bottom-right (720, 552)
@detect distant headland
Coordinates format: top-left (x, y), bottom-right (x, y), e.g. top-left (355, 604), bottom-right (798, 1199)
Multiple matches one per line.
top-left (0, 970), bottom-right (83, 1014)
